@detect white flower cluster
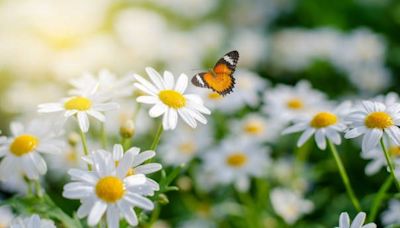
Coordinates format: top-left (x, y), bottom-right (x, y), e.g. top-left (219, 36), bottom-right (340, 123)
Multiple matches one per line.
top-left (270, 28), bottom-right (390, 92)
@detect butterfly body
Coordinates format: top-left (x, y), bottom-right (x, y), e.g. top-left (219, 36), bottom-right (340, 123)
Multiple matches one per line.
top-left (191, 50), bottom-right (239, 96)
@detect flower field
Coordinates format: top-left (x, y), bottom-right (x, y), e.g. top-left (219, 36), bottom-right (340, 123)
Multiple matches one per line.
top-left (1, 0), bottom-right (400, 227)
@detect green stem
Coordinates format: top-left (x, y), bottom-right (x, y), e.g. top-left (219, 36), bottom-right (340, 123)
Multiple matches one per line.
top-left (147, 166), bottom-right (182, 227)
top-left (122, 137), bottom-right (131, 151)
top-left (237, 191), bottom-right (259, 227)
top-left (327, 140), bottom-right (362, 211)
top-left (148, 204), bottom-right (161, 226)
top-left (150, 122), bottom-right (163, 151)
top-left (79, 130), bottom-right (92, 171)
top-left (380, 138), bottom-right (400, 191)
top-left (44, 194), bottom-right (83, 228)
top-left (100, 122), bottom-right (107, 149)
top-left (368, 175), bottom-right (393, 222)
top-left (35, 180), bottom-right (43, 198)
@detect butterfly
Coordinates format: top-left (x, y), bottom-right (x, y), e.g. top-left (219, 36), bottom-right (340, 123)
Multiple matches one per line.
top-left (191, 50), bottom-right (239, 96)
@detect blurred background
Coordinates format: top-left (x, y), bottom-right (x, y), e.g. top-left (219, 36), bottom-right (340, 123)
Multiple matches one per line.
top-left (1, 0), bottom-right (399, 125)
top-left (1, 0), bottom-right (400, 227)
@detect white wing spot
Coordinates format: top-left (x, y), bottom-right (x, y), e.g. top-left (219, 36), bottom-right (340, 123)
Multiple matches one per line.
top-left (196, 74), bottom-right (205, 86)
top-left (223, 55), bottom-right (235, 65)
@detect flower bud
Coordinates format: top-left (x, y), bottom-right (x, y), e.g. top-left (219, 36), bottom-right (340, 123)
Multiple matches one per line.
top-left (120, 120), bottom-right (135, 138)
top-left (68, 132), bottom-right (80, 146)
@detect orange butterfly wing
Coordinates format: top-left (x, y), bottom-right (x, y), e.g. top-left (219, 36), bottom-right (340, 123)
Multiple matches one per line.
top-left (191, 50), bottom-right (239, 96)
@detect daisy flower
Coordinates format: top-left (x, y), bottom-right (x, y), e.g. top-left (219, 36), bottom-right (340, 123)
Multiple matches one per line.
top-left (381, 199), bottom-right (400, 226)
top-left (82, 144), bottom-right (161, 196)
top-left (10, 214), bottom-right (55, 228)
top-left (269, 158), bottom-right (310, 194)
top-left (63, 149), bottom-right (156, 227)
top-left (231, 113), bottom-right (284, 143)
top-left (69, 69), bottom-right (135, 100)
top-left (282, 102), bottom-right (351, 150)
top-left (134, 67), bottom-right (211, 130)
top-left (38, 83), bottom-right (119, 132)
top-left (270, 188), bottom-right (314, 225)
top-left (263, 80), bottom-right (328, 123)
top-left (360, 137), bottom-right (400, 176)
top-left (158, 124), bottom-right (213, 166)
top-left (374, 92), bottom-right (399, 107)
top-left (344, 101), bottom-right (400, 152)
top-left (336, 212), bottom-right (376, 228)
top-left (201, 138), bottom-right (270, 191)
top-left (0, 120), bottom-right (63, 180)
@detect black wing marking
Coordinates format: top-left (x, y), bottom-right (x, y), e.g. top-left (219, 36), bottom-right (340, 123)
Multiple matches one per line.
top-left (191, 72), bottom-right (209, 88)
top-left (214, 50), bottom-right (239, 72)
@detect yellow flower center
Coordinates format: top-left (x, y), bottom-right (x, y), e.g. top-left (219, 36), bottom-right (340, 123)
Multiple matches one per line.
top-left (10, 134), bottom-right (39, 156)
top-left (66, 150), bottom-right (78, 163)
top-left (158, 90), bottom-right (186, 109)
top-left (389, 146), bottom-right (400, 157)
top-left (286, 98), bottom-right (304, 110)
top-left (207, 92), bottom-right (222, 100)
top-left (310, 112), bottom-right (338, 128)
top-left (126, 168), bottom-right (135, 176)
top-left (365, 112), bottom-right (394, 129)
top-left (226, 152), bottom-right (248, 168)
top-left (115, 161), bottom-right (135, 176)
top-left (179, 142), bottom-right (196, 154)
top-left (95, 176), bottom-right (125, 203)
top-left (243, 121), bottom-right (264, 135)
top-left (64, 97), bottom-right (92, 111)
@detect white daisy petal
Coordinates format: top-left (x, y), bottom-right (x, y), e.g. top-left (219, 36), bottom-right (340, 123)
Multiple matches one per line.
top-left (339, 212), bottom-right (350, 227)
top-left (162, 109), bottom-right (171, 130)
top-left (178, 108), bottom-right (197, 128)
top-left (163, 71), bottom-right (175, 89)
top-left (77, 112), bottom-right (90, 132)
top-left (137, 96), bottom-right (159, 104)
top-left (37, 103), bottom-right (64, 113)
top-left (106, 205), bottom-right (120, 228)
top-left (362, 129), bottom-right (382, 152)
top-left (282, 123), bottom-right (308, 135)
top-left (134, 83), bottom-right (157, 96)
top-left (77, 197), bottom-right (96, 218)
top-left (146, 67), bottom-right (165, 90)
top-left (29, 153), bottom-right (47, 175)
top-left (113, 144), bottom-right (124, 161)
top-left (386, 126), bottom-right (400, 145)
top-left (125, 147), bottom-right (140, 156)
top-left (87, 110), bottom-right (105, 122)
top-left (124, 174), bottom-right (147, 187)
top-left (168, 109), bottom-right (178, 130)
top-left (345, 127), bottom-right (367, 139)
top-left (117, 150), bottom-right (135, 178)
top-left (175, 73), bottom-right (188, 93)
top-left (350, 212), bottom-right (366, 228)
top-left (124, 192), bottom-right (154, 210)
top-left (149, 104), bottom-right (167, 118)
top-left (134, 74), bottom-right (159, 94)
top-left (134, 164), bottom-right (162, 174)
top-left (315, 130), bottom-right (327, 150)
top-left (118, 200), bottom-right (138, 226)
top-left (132, 151), bottom-right (155, 167)
top-left (68, 169), bottom-right (97, 184)
top-left (297, 128), bottom-right (315, 147)
top-left (88, 201), bottom-right (107, 226)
